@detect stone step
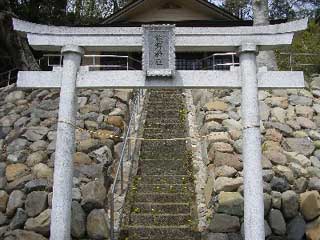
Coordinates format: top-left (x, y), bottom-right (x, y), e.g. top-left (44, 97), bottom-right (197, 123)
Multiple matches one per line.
top-left (143, 132), bottom-right (186, 139)
top-left (144, 122), bottom-right (183, 128)
top-left (149, 90), bottom-right (182, 93)
top-left (143, 126), bottom-right (185, 132)
top-left (147, 100), bottom-right (184, 106)
top-left (141, 146), bottom-right (186, 153)
top-left (149, 89), bottom-right (183, 93)
top-left (139, 160), bottom-right (187, 175)
top-left (145, 104), bottom-right (182, 108)
top-left (141, 138), bottom-right (186, 143)
top-left (121, 225), bottom-right (195, 240)
top-left (146, 114), bottom-right (181, 120)
top-left (135, 193), bottom-right (191, 203)
top-left (148, 94), bottom-right (184, 100)
top-left (146, 104), bottom-right (183, 110)
top-left (141, 144), bottom-right (186, 153)
top-left (144, 122), bottom-right (184, 129)
top-left (139, 158), bottom-right (185, 164)
top-left (147, 109), bottom-right (182, 114)
top-left (144, 126), bottom-right (185, 131)
top-left (139, 175), bottom-right (190, 185)
top-left (145, 120), bottom-right (187, 125)
top-left (140, 151), bottom-right (187, 159)
top-left (148, 96), bottom-right (183, 101)
top-left (144, 123), bottom-right (185, 129)
top-left (148, 95), bottom-right (183, 98)
top-left (137, 184), bottom-right (191, 193)
top-left (145, 118), bottom-right (184, 125)
top-left (131, 202), bottom-right (190, 214)
top-left (147, 100), bottom-right (184, 104)
top-left (148, 95), bottom-right (183, 100)
top-left (145, 115), bottom-right (181, 120)
top-left (148, 93), bottom-right (184, 97)
top-left (130, 213), bottom-right (191, 226)
top-left (145, 116), bottom-right (182, 120)
top-left (139, 238), bottom-right (195, 240)
top-left (149, 92), bottom-right (184, 96)
top-left (149, 89), bottom-right (182, 91)
top-left (141, 141), bottom-right (187, 146)
top-left (146, 102), bottom-right (183, 108)
top-left (145, 111), bottom-right (182, 117)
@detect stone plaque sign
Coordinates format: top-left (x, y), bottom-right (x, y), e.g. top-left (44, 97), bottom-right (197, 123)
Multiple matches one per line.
top-left (143, 25), bottom-right (175, 77)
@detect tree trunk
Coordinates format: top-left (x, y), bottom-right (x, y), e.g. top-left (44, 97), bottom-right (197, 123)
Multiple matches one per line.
top-left (113, 0), bottom-right (119, 12)
top-left (224, 0), bottom-right (249, 19)
top-left (75, 0), bottom-right (83, 22)
top-left (252, 0), bottom-right (269, 25)
top-left (253, 0), bottom-right (278, 70)
top-left (0, 2), bottom-right (39, 71)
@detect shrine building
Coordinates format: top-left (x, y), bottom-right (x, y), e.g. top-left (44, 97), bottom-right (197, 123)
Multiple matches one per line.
top-left (43, 0), bottom-right (282, 72)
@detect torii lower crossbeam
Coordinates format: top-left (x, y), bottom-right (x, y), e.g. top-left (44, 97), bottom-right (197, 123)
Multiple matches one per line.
top-left (18, 69), bottom-right (304, 89)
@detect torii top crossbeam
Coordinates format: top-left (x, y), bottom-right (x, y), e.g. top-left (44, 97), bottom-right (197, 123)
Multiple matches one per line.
top-left (13, 18), bottom-right (308, 52)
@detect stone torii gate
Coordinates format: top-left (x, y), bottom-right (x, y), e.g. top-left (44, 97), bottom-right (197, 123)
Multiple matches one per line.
top-left (13, 18), bottom-right (308, 240)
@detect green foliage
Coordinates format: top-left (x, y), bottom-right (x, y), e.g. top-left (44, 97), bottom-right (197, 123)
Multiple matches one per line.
top-left (275, 20), bottom-right (320, 77)
top-left (8, 0), bottom-right (129, 26)
top-left (132, 207), bottom-right (140, 214)
top-left (217, 0), bottom-right (319, 20)
top-left (269, 0), bottom-right (296, 20)
top-left (222, 0), bottom-right (251, 19)
top-left (66, 0), bottom-right (114, 25)
top-left (178, 108), bottom-right (188, 126)
top-left (9, 0), bottom-right (70, 25)
top-left (269, 0), bottom-right (319, 20)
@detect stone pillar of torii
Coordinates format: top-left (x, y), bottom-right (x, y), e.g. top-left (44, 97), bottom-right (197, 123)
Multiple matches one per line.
top-left (13, 18), bottom-right (308, 240)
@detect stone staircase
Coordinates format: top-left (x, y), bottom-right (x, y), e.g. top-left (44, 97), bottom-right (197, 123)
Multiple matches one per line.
top-left (120, 89), bottom-right (199, 240)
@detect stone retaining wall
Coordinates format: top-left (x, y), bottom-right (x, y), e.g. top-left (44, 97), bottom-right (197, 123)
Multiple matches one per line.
top-left (0, 84), bottom-right (132, 239)
top-left (194, 74), bottom-right (320, 240)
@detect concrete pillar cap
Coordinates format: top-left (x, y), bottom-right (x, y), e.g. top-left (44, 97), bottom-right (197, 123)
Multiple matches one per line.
top-left (61, 45), bottom-right (85, 55)
top-left (239, 43), bottom-right (258, 53)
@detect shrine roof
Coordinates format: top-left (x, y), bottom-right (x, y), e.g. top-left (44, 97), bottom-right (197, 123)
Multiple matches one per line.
top-left (99, 19), bottom-right (287, 27)
top-left (101, 0), bottom-right (240, 24)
